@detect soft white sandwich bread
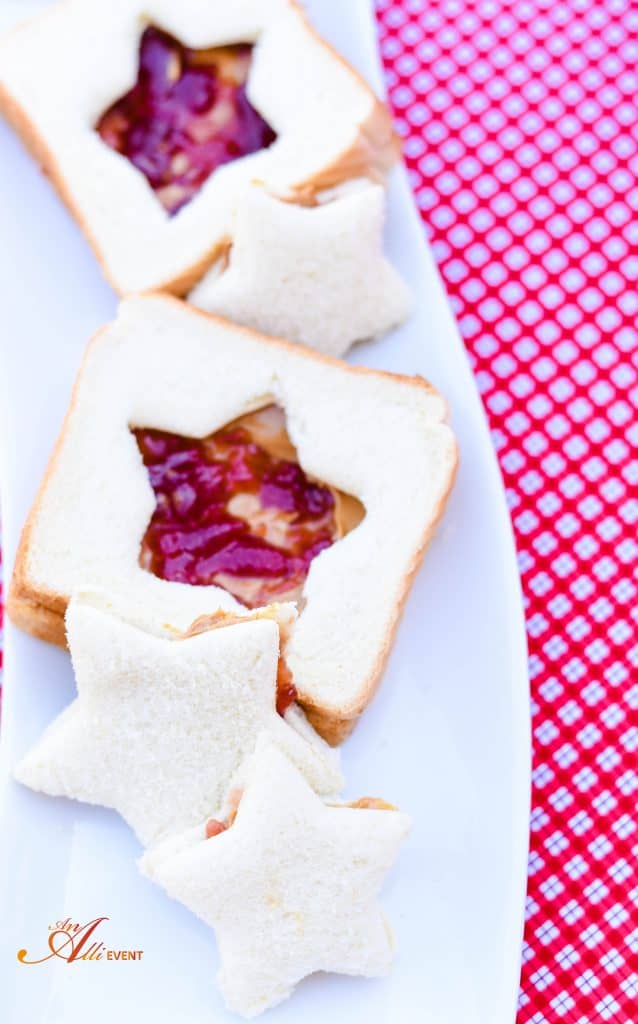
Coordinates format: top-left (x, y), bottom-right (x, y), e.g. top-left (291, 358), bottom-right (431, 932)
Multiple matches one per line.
top-left (189, 180), bottom-right (411, 357)
top-left (0, 0), bottom-right (398, 295)
top-left (140, 735), bottom-right (411, 1018)
top-left (8, 295), bottom-right (457, 743)
top-left (14, 592), bottom-right (342, 846)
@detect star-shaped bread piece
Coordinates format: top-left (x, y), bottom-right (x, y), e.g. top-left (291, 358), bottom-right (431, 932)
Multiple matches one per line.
top-left (140, 735), bottom-right (411, 1018)
top-left (189, 181), bottom-right (411, 357)
top-left (15, 592), bottom-right (342, 846)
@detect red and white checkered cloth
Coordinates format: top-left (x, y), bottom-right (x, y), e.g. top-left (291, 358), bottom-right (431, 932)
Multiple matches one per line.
top-left (0, 1), bottom-right (636, 1021)
top-left (375, 0), bottom-right (637, 1020)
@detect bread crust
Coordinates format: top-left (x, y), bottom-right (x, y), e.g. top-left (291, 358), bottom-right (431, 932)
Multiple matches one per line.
top-left (0, 3), bottom-right (399, 297)
top-left (7, 324), bottom-right (109, 647)
top-left (5, 591), bottom-right (67, 648)
top-left (7, 297), bottom-right (457, 745)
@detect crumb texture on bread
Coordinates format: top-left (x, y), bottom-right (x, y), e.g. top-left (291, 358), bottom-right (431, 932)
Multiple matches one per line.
top-left (0, 0), bottom-right (396, 294)
top-left (14, 595), bottom-right (342, 845)
top-left (189, 181), bottom-right (410, 357)
top-left (140, 736), bottom-right (411, 1017)
top-left (11, 295), bottom-right (457, 738)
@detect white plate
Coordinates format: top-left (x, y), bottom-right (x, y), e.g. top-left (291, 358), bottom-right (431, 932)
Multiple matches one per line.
top-left (0, 2), bottom-right (530, 1022)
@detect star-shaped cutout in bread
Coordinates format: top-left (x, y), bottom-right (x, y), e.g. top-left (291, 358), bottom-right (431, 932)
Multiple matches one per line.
top-left (140, 736), bottom-right (411, 1018)
top-left (15, 592), bottom-right (342, 846)
top-left (189, 181), bottom-right (411, 357)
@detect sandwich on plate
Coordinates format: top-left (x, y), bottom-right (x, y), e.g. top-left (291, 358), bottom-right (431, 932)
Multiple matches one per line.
top-left (0, 0), bottom-right (399, 294)
top-left (8, 295), bottom-right (457, 743)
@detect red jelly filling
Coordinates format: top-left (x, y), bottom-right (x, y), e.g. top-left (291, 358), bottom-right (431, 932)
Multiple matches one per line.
top-left (205, 790), bottom-right (242, 838)
top-left (275, 671), bottom-right (298, 718)
top-left (96, 26), bottom-right (277, 215)
top-left (204, 817), bottom-right (227, 839)
top-left (133, 407), bottom-right (340, 610)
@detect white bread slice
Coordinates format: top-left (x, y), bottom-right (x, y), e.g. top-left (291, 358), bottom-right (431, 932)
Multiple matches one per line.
top-left (8, 295), bottom-right (458, 743)
top-left (140, 734), bottom-right (411, 1018)
top-left (189, 180), bottom-right (411, 357)
top-left (14, 593), bottom-right (342, 846)
top-left (0, 0), bottom-right (398, 296)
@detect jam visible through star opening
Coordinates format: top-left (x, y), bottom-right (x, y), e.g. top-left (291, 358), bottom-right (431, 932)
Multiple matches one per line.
top-left (133, 405), bottom-right (365, 613)
top-left (96, 26), bottom-right (277, 215)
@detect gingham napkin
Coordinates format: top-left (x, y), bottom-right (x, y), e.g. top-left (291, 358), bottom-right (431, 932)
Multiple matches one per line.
top-left (376, 0), bottom-right (638, 1020)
